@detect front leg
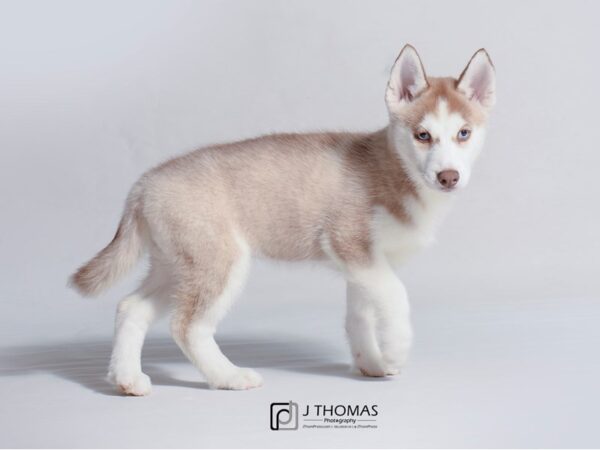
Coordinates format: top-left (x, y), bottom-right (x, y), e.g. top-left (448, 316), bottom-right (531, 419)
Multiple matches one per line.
top-left (345, 262), bottom-right (413, 376)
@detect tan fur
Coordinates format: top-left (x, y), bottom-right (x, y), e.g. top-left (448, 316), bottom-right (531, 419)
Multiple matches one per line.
top-left (151, 129), bottom-right (417, 262)
top-left (70, 182), bottom-right (146, 296)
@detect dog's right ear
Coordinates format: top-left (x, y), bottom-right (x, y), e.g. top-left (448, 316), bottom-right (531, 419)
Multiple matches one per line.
top-left (386, 44), bottom-right (429, 110)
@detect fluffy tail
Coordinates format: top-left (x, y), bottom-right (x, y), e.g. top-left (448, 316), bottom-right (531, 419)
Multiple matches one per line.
top-left (69, 184), bottom-right (146, 297)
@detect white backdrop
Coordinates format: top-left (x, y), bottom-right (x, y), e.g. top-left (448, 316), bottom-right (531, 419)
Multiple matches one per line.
top-left (1, 1), bottom-right (599, 448)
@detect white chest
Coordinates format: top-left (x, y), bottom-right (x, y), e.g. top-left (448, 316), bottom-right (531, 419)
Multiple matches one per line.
top-left (372, 191), bottom-right (454, 263)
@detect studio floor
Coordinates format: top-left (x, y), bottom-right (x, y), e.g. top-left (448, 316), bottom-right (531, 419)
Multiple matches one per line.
top-left (1, 293), bottom-right (598, 448)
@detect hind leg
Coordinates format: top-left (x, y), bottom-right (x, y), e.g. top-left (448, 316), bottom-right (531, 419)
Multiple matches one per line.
top-left (170, 234), bottom-right (262, 390)
top-left (107, 260), bottom-right (171, 395)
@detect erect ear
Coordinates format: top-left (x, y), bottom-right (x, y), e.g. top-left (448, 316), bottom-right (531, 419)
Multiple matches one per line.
top-left (457, 48), bottom-right (496, 108)
top-left (386, 44), bottom-right (429, 108)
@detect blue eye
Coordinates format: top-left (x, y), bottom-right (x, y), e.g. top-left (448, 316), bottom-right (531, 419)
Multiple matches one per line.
top-left (415, 131), bottom-right (431, 142)
top-left (458, 129), bottom-right (471, 141)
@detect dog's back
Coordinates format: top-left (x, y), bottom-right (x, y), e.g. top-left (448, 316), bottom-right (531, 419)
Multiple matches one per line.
top-left (141, 131), bottom-right (376, 261)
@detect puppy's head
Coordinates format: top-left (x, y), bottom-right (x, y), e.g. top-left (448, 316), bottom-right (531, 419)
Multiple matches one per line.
top-left (385, 45), bottom-right (496, 192)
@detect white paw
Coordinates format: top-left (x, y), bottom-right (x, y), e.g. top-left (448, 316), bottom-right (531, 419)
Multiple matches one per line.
top-left (108, 371), bottom-right (152, 396)
top-left (354, 353), bottom-right (387, 377)
top-left (354, 351), bottom-right (407, 377)
top-left (209, 367), bottom-right (263, 390)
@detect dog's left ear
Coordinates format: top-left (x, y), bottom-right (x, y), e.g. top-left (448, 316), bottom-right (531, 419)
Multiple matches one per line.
top-left (457, 49), bottom-right (496, 108)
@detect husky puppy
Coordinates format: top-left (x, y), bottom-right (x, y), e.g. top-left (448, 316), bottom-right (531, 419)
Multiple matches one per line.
top-left (70, 45), bottom-right (496, 395)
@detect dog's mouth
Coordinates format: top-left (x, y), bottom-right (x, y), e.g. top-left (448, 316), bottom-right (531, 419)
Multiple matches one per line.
top-left (438, 185), bottom-right (458, 193)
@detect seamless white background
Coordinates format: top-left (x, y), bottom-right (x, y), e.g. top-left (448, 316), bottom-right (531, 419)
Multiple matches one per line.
top-left (0, 0), bottom-right (599, 448)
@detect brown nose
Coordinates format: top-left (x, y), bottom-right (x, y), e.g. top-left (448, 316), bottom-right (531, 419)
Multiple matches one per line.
top-left (437, 170), bottom-right (460, 189)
